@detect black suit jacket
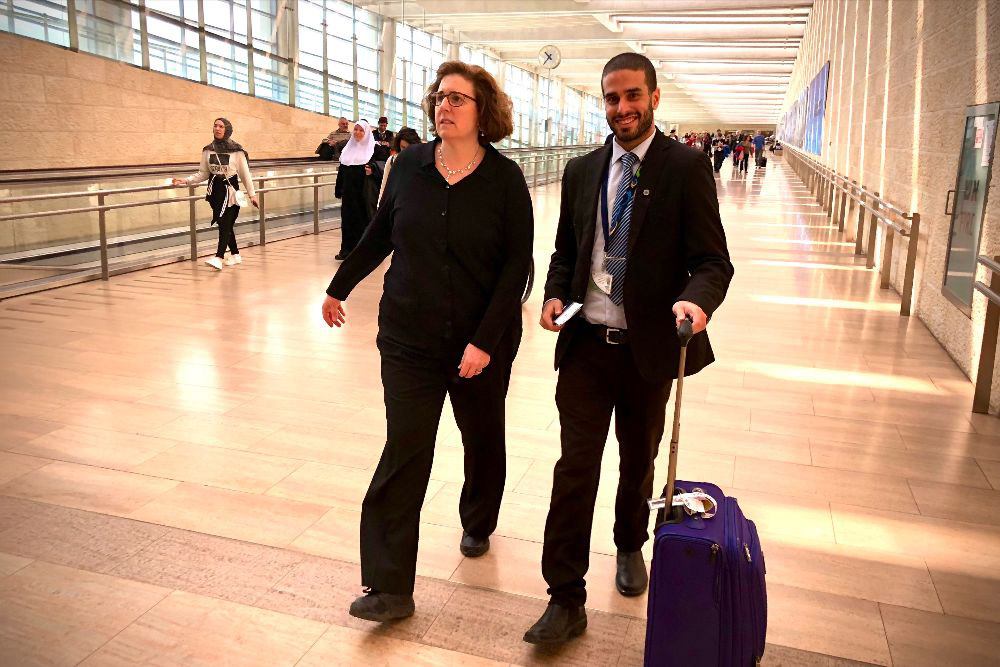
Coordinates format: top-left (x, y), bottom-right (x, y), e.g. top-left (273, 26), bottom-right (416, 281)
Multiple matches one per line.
top-left (543, 129), bottom-right (734, 383)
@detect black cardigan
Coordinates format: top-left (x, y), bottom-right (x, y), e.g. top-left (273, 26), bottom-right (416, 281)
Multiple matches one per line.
top-left (327, 139), bottom-right (533, 358)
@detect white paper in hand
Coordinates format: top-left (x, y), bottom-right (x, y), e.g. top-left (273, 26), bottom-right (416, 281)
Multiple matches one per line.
top-left (554, 302), bottom-right (582, 326)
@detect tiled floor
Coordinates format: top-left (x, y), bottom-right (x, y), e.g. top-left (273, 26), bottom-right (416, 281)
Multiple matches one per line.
top-left (1, 155), bottom-right (999, 666)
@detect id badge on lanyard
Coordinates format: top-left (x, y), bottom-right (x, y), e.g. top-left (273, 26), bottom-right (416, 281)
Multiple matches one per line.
top-left (594, 160), bottom-right (639, 294)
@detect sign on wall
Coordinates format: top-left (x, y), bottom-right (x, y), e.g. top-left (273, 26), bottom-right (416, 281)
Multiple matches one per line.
top-left (778, 62), bottom-right (830, 155)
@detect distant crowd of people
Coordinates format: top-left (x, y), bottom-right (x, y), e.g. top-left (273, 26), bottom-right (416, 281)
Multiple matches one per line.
top-left (667, 128), bottom-right (776, 175)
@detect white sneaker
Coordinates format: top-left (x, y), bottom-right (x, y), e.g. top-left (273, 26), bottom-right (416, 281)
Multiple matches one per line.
top-left (205, 256), bottom-right (223, 270)
top-left (224, 254), bottom-right (242, 266)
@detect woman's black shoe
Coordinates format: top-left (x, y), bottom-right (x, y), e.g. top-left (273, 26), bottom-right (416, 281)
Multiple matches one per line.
top-left (459, 531), bottom-right (490, 557)
top-left (523, 602), bottom-right (587, 645)
top-left (348, 589), bottom-right (415, 622)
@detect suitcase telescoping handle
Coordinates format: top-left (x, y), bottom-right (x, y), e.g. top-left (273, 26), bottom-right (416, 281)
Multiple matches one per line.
top-left (663, 317), bottom-right (695, 512)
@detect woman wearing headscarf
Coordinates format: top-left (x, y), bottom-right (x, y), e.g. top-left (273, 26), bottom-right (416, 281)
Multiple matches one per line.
top-left (173, 118), bottom-right (258, 270)
top-left (321, 61), bottom-right (532, 622)
top-left (377, 127), bottom-right (422, 207)
top-left (334, 120), bottom-right (380, 260)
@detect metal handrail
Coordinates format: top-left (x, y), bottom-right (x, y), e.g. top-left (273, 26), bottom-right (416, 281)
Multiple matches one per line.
top-left (0, 143), bottom-right (598, 295)
top-left (781, 144), bottom-right (921, 317)
top-left (973, 254), bottom-right (1000, 413)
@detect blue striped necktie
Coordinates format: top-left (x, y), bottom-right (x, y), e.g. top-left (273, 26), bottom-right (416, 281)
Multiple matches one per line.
top-left (606, 151), bottom-right (638, 306)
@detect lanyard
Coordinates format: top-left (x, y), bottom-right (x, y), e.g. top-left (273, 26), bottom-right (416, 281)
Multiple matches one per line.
top-left (600, 157), bottom-right (640, 245)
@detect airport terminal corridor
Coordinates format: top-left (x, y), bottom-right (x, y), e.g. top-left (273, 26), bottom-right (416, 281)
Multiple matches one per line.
top-left (1, 157), bottom-right (998, 666)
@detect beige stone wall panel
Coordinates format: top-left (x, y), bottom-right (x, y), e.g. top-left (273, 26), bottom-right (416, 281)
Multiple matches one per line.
top-left (782, 0), bottom-right (1000, 409)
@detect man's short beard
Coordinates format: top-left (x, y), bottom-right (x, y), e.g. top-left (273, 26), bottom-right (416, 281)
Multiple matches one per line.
top-left (609, 105), bottom-right (655, 143)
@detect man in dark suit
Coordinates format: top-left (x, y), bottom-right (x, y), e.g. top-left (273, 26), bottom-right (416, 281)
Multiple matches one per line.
top-left (523, 53), bottom-right (734, 645)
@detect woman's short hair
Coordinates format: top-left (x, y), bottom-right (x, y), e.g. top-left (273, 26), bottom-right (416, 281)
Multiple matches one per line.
top-left (392, 127), bottom-right (422, 153)
top-left (423, 61), bottom-right (514, 144)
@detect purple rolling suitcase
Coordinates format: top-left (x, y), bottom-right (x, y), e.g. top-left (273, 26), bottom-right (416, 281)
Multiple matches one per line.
top-left (643, 321), bottom-right (767, 667)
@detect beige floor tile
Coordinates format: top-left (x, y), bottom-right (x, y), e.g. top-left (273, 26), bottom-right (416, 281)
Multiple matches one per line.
top-left (129, 482), bottom-right (329, 548)
top-left (141, 413), bottom-right (283, 450)
top-left (0, 414), bottom-right (62, 447)
top-left (0, 561), bottom-right (169, 667)
top-left (248, 423), bottom-right (387, 469)
top-left (270, 461), bottom-right (448, 515)
top-left (430, 444), bottom-right (534, 490)
top-left (450, 534), bottom-right (646, 619)
top-left (110, 530), bottom-right (307, 606)
top-left (0, 461), bottom-right (179, 515)
top-left (733, 489), bottom-right (836, 543)
top-left (879, 603), bottom-right (1000, 666)
top-left (130, 442), bottom-right (304, 493)
top-left (705, 384), bottom-right (816, 415)
top-left (0, 504), bottom-right (168, 574)
top-left (909, 479), bottom-right (1000, 526)
top-left (924, 553), bottom-right (1000, 624)
top-left (44, 398), bottom-right (183, 434)
top-left (733, 456), bottom-right (917, 513)
top-left (759, 532), bottom-right (941, 612)
top-left (0, 551), bottom-right (32, 577)
top-left (10, 425), bottom-right (178, 470)
top-left (980, 458), bottom-right (1000, 489)
top-left (765, 583), bottom-right (891, 665)
top-left (969, 413), bottom-right (1000, 437)
top-left (421, 584), bottom-right (630, 666)
top-left (255, 556), bottom-right (457, 642)
top-left (687, 424), bottom-right (813, 464)
top-left (831, 504), bottom-right (1000, 568)
top-left (750, 409), bottom-right (904, 448)
top-left (299, 623), bottom-right (506, 666)
top-left (290, 506), bottom-right (466, 581)
top-left (811, 399), bottom-right (976, 432)
top-left (225, 394), bottom-right (362, 431)
top-left (897, 424), bottom-right (1000, 461)
top-left (760, 643), bottom-right (882, 666)
top-left (135, 385), bottom-right (256, 415)
top-left (811, 441), bottom-right (990, 488)
top-left (0, 450), bottom-right (50, 485)
top-left (81, 590), bottom-right (328, 666)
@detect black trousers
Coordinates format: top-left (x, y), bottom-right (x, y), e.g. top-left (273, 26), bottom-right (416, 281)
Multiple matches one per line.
top-left (215, 205), bottom-right (240, 258)
top-left (360, 330), bottom-right (519, 594)
top-left (339, 189), bottom-right (368, 256)
top-left (739, 154), bottom-right (749, 173)
top-left (542, 332), bottom-right (672, 607)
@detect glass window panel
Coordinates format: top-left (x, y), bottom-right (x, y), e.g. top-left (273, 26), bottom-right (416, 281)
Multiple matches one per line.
top-left (206, 34), bottom-right (248, 93)
top-left (6, 0), bottom-right (70, 47)
top-left (76, 0), bottom-right (141, 64)
top-left (296, 65), bottom-right (324, 112)
top-left (147, 13), bottom-right (200, 82)
top-left (328, 77), bottom-right (353, 118)
top-left (327, 33), bottom-right (351, 69)
top-left (358, 87), bottom-right (378, 123)
top-left (203, 0), bottom-right (233, 34)
top-left (254, 51), bottom-right (289, 103)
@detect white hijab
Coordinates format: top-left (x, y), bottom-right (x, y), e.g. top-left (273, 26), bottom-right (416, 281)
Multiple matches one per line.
top-left (339, 120), bottom-right (375, 166)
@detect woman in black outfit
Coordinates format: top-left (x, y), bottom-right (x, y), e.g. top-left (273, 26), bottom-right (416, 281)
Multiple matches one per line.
top-left (321, 60), bottom-right (532, 621)
top-left (173, 118), bottom-right (258, 270)
top-left (334, 120), bottom-right (381, 260)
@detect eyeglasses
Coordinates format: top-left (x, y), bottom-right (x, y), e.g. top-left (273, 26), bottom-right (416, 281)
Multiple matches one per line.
top-left (427, 91), bottom-right (477, 108)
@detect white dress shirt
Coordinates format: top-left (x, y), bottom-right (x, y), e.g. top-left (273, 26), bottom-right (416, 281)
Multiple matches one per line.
top-left (582, 131), bottom-right (655, 328)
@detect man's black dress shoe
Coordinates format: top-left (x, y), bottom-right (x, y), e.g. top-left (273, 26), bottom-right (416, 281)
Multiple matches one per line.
top-left (459, 531), bottom-right (490, 557)
top-left (616, 550), bottom-right (648, 596)
top-left (348, 589), bottom-right (415, 622)
top-left (523, 602), bottom-right (587, 645)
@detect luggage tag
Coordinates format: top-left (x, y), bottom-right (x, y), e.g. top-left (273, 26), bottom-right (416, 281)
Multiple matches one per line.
top-left (647, 491), bottom-right (718, 519)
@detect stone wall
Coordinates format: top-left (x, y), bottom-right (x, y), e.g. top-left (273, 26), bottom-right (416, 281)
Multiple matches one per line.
top-left (0, 33), bottom-right (342, 170)
top-left (785, 0), bottom-right (1000, 408)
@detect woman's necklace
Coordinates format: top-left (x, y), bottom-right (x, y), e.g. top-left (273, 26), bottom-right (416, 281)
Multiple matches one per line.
top-left (437, 144), bottom-right (482, 182)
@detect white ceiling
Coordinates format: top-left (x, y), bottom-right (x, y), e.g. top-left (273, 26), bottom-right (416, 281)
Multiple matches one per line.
top-left (361, 0), bottom-right (812, 126)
